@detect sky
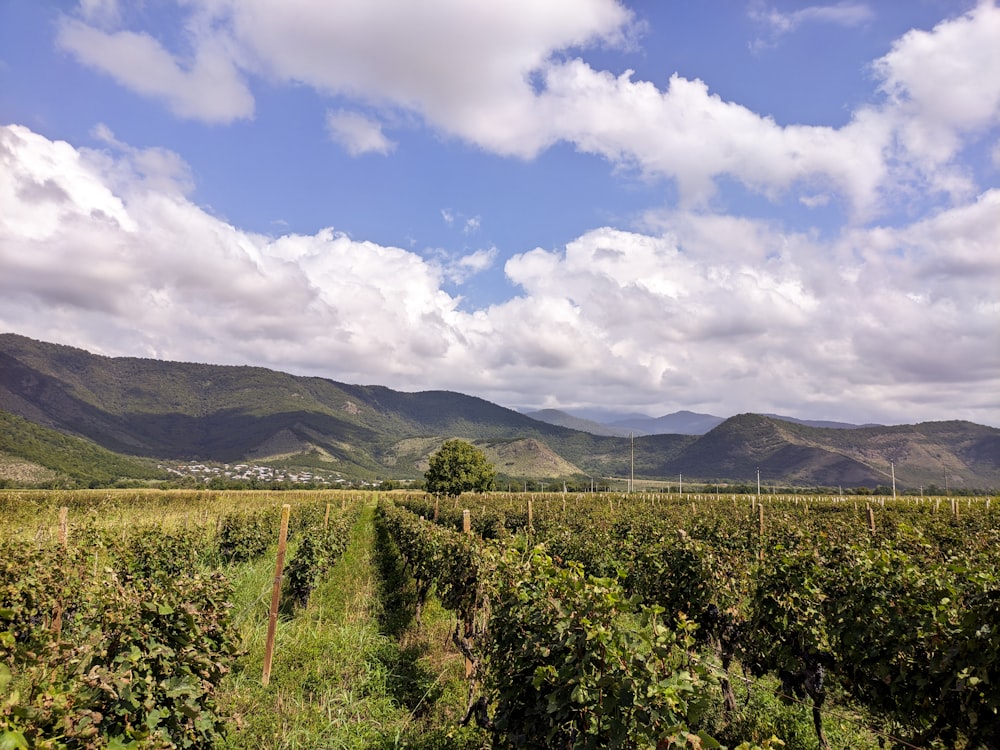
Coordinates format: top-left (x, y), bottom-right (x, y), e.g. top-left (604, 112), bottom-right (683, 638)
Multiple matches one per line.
top-left (1, 0), bottom-right (999, 427)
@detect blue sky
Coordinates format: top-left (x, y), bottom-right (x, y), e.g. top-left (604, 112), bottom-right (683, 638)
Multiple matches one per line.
top-left (1, 0), bottom-right (998, 427)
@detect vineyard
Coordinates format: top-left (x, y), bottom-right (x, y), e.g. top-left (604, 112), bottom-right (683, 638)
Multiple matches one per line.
top-left (2, 489), bottom-right (1000, 748)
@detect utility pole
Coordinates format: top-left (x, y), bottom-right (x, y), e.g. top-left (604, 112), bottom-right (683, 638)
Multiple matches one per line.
top-left (757, 467), bottom-right (761, 498)
top-left (891, 460), bottom-right (896, 500)
top-left (679, 473), bottom-right (683, 495)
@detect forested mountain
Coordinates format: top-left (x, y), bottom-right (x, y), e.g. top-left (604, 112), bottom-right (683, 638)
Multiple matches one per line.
top-left (2, 333), bottom-right (997, 489)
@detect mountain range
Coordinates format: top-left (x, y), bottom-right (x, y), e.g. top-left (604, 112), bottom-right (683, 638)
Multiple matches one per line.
top-left (524, 408), bottom-right (877, 436)
top-left (1, 333), bottom-right (998, 490)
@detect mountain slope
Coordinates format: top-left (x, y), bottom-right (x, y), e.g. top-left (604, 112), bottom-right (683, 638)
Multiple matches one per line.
top-left (1, 334), bottom-right (997, 489)
top-left (523, 409), bottom-right (629, 436)
top-left (608, 410), bottom-right (726, 436)
top-left (0, 409), bottom-right (165, 485)
top-left (0, 334), bottom-right (619, 478)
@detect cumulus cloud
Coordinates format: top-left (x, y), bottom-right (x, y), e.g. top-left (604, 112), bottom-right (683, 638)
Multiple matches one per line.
top-left (55, 17), bottom-right (253, 123)
top-left (54, 0), bottom-right (1000, 219)
top-left (325, 110), bottom-right (396, 156)
top-left (0, 124), bottom-right (463, 377)
top-left (536, 63), bottom-right (889, 211)
top-left (872, 0), bottom-right (1000, 186)
top-left (444, 246), bottom-right (497, 284)
top-left (208, 0), bottom-right (634, 157)
top-left (3, 124), bottom-right (997, 425)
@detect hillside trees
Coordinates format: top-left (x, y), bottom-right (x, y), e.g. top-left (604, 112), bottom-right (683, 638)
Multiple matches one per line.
top-left (424, 439), bottom-right (496, 497)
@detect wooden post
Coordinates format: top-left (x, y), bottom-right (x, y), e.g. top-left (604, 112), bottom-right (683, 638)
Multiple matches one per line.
top-left (262, 504), bottom-right (291, 687)
top-left (58, 507), bottom-right (68, 548)
top-left (462, 509), bottom-right (471, 534)
top-left (757, 503), bottom-right (765, 561)
top-left (433, 498), bottom-right (439, 521)
top-left (323, 503), bottom-right (330, 529)
top-left (527, 498), bottom-right (533, 530)
top-left (867, 504), bottom-right (876, 535)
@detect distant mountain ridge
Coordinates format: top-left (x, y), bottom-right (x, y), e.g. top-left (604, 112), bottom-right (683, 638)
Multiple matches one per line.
top-left (1, 333), bottom-right (998, 489)
top-left (528, 408), bottom-right (875, 436)
top-left (522, 409), bottom-right (630, 437)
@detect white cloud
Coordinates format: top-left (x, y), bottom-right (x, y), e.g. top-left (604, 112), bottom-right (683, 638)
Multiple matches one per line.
top-left (2, 118), bottom-right (998, 424)
top-left (464, 216), bottom-right (481, 235)
top-left (90, 124), bottom-right (195, 196)
top-left (750, 1), bottom-right (874, 49)
top-left (445, 246), bottom-right (497, 284)
top-left (55, 17), bottom-right (253, 123)
top-left (325, 110), bottom-right (396, 156)
top-left (537, 63), bottom-right (890, 212)
top-left (873, 1), bottom-right (1000, 173)
top-left (800, 193), bottom-right (831, 208)
top-left (78, 0), bottom-right (120, 26)
top-left (54, 1), bottom-right (1000, 221)
top-left (209, 0), bottom-right (634, 158)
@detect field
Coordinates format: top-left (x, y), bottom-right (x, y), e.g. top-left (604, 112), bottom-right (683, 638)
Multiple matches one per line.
top-left (2, 489), bottom-right (999, 749)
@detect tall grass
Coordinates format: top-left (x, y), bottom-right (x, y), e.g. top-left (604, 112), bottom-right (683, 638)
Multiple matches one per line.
top-left (219, 503), bottom-right (484, 749)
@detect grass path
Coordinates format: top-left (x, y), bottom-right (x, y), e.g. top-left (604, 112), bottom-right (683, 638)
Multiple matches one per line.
top-left (220, 503), bottom-right (480, 750)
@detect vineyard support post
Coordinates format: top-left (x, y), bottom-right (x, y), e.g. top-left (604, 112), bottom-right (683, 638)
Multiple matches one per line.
top-left (262, 503), bottom-right (291, 687)
top-left (757, 502), bottom-right (764, 561)
top-left (867, 504), bottom-right (876, 535)
top-left (323, 503), bottom-right (330, 529)
top-left (434, 498), bottom-right (439, 521)
top-left (58, 506), bottom-right (68, 548)
top-left (527, 498), bottom-right (533, 530)
top-left (462, 509), bottom-right (471, 534)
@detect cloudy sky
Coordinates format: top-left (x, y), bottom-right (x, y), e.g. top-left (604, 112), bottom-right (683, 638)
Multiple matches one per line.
top-left (1, 0), bottom-right (998, 426)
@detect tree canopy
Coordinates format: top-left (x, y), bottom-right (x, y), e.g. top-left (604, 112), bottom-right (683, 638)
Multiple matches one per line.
top-left (424, 439), bottom-right (496, 497)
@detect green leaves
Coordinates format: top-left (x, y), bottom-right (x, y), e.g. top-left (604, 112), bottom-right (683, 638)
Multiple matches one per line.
top-left (0, 526), bottom-right (239, 748)
top-left (483, 546), bottom-right (714, 749)
top-left (0, 730), bottom-right (28, 750)
top-left (424, 439), bottom-right (496, 497)
top-left (385, 492), bottom-right (1000, 748)
top-left (282, 515), bottom-right (353, 610)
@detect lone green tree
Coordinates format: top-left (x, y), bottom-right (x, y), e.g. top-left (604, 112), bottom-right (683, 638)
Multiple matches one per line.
top-left (424, 439), bottom-right (496, 497)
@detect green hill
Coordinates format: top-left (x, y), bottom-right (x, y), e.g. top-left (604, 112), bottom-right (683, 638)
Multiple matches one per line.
top-left (0, 409), bottom-right (166, 487)
top-left (1, 334), bottom-right (998, 490)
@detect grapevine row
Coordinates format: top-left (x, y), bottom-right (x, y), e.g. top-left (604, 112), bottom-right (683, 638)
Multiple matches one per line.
top-left (392, 492), bottom-right (1000, 748)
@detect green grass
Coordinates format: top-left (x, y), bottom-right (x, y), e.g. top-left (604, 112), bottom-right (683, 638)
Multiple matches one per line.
top-left (219, 504), bottom-right (485, 750)
top-left (702, 669), bottom-right (882, 750)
